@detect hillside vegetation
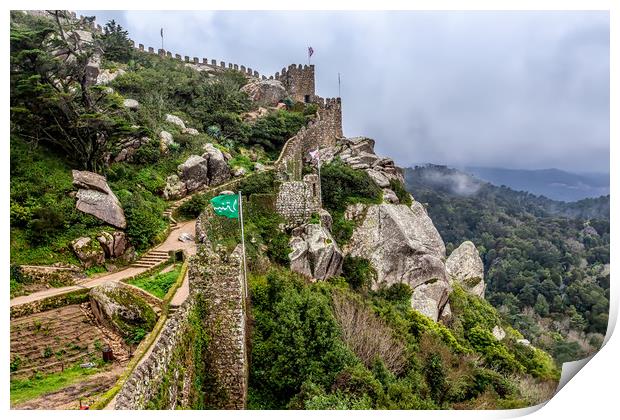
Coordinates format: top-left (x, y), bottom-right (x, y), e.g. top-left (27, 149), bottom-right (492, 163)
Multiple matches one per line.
top-left (10, 11), bottom-right (570, 410)
top-left (405, 165), bottom-right (609, 364)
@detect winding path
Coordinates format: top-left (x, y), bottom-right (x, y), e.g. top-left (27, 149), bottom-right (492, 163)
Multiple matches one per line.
top-left (10, 220), bottom-right (197, 308)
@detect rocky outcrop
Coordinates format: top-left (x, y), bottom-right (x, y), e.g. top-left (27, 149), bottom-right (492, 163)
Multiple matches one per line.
top-left (345, 202), bottom-right (451, 321)
top-left (178, 155), bottom-right (209, 192)
top-left (492, 325), bottom-right (506, 341)
top-left (163, 174), bottom-right (187, 200)
top-left (183, 127), bottom-right (199, 136)
top-left (165, 113), bottom-right (186, 129)
top-left (89, 282), bottom-right (157, 338)
top-left (165, 144), bottom-right (231, 198)
top-left (123, 99), bottom-right (139, 110)
top-left (203, 143), bottom-right (231, 185)
top-left (445, 241), bottom-right (485, 298)
top-left (97, 231), bottom-right (129, 259)
top-left (240, 79), bottom-right (287, 106)
top-left (72, 170), bottom-right (126, 229)
top-left (411, 280), bottom-right (451, 322)
top-left (159, 130), bottom-right (174, 152)
top-left (49, 29), bottom-right (101, 86)
top-left (96, 68), bottom-right (126, 85)
top-left (383, 188), bottom-right (399, 204)
top-left (112, 136), bottom-right (150, 163)
top-left (289, 224), bottom-right (343, 281)
top-left (312, 136), bottom-right (405, 187)
top-left (71, 237), bottom-right (105, 268)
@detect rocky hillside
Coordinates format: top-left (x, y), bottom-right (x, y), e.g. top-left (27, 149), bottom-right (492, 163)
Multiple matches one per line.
top-left (10, 11), bottom-right (565, 410)
top-left (405, 164), bottom-right (609, 364)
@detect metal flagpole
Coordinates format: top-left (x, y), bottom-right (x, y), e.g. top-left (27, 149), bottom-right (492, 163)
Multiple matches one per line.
top-left (238, 191), bottom-right (248, 299)
top-left (338, 72), bottom-right (341, 97)
top-left (160, 28), bottom-right (164, 51)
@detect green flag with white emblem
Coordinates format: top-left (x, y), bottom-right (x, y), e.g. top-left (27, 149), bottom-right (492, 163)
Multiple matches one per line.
top-left (210, 194), bottom-right (239, 219)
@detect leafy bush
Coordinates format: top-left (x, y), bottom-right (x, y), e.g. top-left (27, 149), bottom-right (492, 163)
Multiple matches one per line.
top-left (248, 110), bottom-right (309, 155)
top-left (249, 269), bottom-right (358, 408)
top-left (178, 194), bottom-right (209, 219)
top-left (342, 256), bottom-right (376, 292)
top-left (119, 190), bottom-right (167, 250)
top-left (239, 171), bottom-right (277, 196)
top-left (321, 159), bottom-right (382, 213)
top-left (389, 179), bottom-right (412, 206)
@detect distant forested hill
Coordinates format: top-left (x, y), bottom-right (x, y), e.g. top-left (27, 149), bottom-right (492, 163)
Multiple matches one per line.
top-left (405, 165), bottom-right (610, 364)
top-left (464, 166), bottom-right (609, 202)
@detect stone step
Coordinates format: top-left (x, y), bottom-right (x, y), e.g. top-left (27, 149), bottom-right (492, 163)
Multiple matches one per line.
top-left (132, 263), bottom-right (158, 268)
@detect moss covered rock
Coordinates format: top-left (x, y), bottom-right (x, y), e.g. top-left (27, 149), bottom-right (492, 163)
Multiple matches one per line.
top-left (89, 281), bottom-right (157, 340)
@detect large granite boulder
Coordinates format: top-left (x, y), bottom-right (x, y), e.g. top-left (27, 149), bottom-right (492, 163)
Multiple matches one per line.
top-left (96, 68), bottom-right (126, 85)
top-left (289, 224), bottom-right (343, 281)
top-left (112, 136), bottom-right (149, 163)
top-left (345, 202), bottom-right (451, 321)
top-left (71, 237), bottom-right (105, 268)
top-left (72, 170), bottom-right (126, 229)
top-left (97, 231), bottom-right (129, 259)
top-left (165, 113), bottom-right (186, 129)
top-left (315, 137), bottom-right (405, 186)
top-left (346, 202), bottom-right (447, 289)
top-left (445, 241), bottom-right (485, 297)
top-left (202, 143), bottom-right (231, 186)
top-left (178, 155), bottom-right (209, 192)
top-left (411, 280), bottom-right (451, 322)
top-left (240, 79), bottom-right (287, 106)
top-left (123, 99), bottom-right (139, 110)
top-left (159, 130), bottom-right (174, 152)
top-left (89, 282), bottom-right (157, 338)
top-left (163, 174), bottom-right (187, 200)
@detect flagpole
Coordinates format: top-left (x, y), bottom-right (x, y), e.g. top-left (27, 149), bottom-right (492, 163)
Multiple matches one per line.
top-left (238, 191), bottom-right (248, 299)
top-left (338, 73), bottom-right (341, 97)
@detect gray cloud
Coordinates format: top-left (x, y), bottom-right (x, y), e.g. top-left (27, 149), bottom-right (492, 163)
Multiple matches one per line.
top-left (80, 10), bottom-right (609, 173)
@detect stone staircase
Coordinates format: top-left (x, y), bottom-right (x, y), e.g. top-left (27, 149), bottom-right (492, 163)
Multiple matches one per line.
top-left (130, 250), bottom-right (171, 269)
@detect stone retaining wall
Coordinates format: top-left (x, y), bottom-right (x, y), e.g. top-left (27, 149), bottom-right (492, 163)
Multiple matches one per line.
top-left (114, 207), bottom-right (248, 409)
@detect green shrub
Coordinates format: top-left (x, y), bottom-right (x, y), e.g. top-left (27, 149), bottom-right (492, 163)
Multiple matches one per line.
top-left (248, 269), bottom-right (359, 408)
top-left (389, 179), bottom-right (412, 206)
top-left (100, 20), bottom-right (134, 63)
top-left (239, 171), bottom-right (277, 196)
top-left (375, 283), bottom-right (412, 304)
top-left (120, 190), bottom-right (167, 250)
top-left (178, 194), bottom-right (209, 219)
top-left (342, 256), bottom-right (376, 292)
top-left (321, 159), bottom-right (382, 213)
top-left (248, 110), bottom-right (308, 155)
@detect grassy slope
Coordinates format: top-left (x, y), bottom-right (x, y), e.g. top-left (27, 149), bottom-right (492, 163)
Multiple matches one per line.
top-left (10, 362), bottom-right (107, 406)
top-left (127, 264), bottom-right (182, 298)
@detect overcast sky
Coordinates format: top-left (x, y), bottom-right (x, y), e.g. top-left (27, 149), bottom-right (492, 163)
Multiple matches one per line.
top-left (80, 10), bottom-right (610, 173)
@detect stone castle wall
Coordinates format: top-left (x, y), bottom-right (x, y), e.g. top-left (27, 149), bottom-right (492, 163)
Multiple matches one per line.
top-left (274, 64), bottom-right (315, 103)
top-left (25, 10), bottom-right (266, 79)
top-left (114, 209), bottom-right (248, 409)
top-left (274, 97), bottom-right (342, 182)
top-left (189, 241), bottom-right (248, 409)
top-left (275, 174), bottom-right (321, 225)
top-left (114, 297), bottom-right (196, 409)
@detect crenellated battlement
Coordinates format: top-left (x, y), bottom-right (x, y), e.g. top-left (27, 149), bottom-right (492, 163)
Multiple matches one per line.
top-left (132, 43), bottom-right (263, 78)
top-left (273, 63), bottom-right (316, 103)
top-left (24, 11), bottom-right (266, 80)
